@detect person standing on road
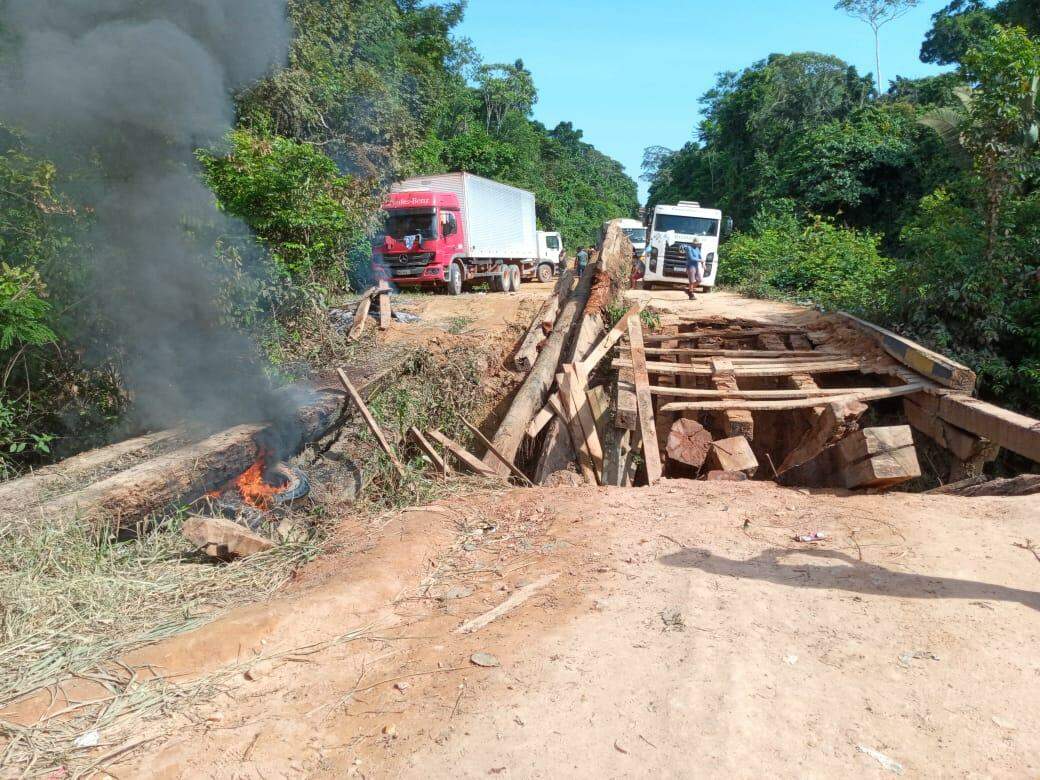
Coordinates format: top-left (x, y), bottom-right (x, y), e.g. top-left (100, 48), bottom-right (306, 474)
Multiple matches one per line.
top-left (685, 239), bottom-right (704, 300)
top-left (576, 246), bottom-right (589, 274)
top-left (558, 248), bottom-right (568, 275)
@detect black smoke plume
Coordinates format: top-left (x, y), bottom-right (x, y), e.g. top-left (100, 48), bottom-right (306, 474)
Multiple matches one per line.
top-left (0, 0), bottom-right (296, 433)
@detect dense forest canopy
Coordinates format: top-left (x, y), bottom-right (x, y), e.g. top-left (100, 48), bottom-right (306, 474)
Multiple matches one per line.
top-left (0, 0), bottom-right (637, 474)
top-left (643, 0), bottom-right (1040, 416)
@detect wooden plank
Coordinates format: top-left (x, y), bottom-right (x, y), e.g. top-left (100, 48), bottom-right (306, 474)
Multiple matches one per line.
top-left (526, 402), bottom-right (556, 439)
top-left (561, 365), bottom-right (604, 481)
top-left (643, 327), bottom-right (807, 344)
top-left (628, 318), bottom-right (662, 485)
top-left (938, 395), bottom-right (1040, 464)
top-left (612, 358), bottom-right (866, 378)
top-left (459, 417), bottom-right (534, 487)
top-left (838, 311), bottom-right (976, 392)
top-left (649, 386), bottom-right (892, 400)
top-left (578, 302), bottom-right (645, 375)
top-left (347, 294), bottom-right (373, 341)
top-left (661, 384), bottom-right (924, 413)
top-left (557, 371), bottom-right (598, 483)
top-left (641, 348), bottom-right (840, 359)
top-left (427, 429), bottom-right (499, 478)
top-left (926, 475), bottom-right (990, 495)
top-left (942, 474), bottom-right (1040, 497)
top-left (377, 281), bottom-right (392, 330)
top-left (336, 369), bottom-right (406, 478)
top-left (409, 426), bottom-right (451, 476)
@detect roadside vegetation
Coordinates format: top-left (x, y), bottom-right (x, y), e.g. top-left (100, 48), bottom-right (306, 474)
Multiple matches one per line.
top-left (0, 0), bottom-right (638, 476)
top-left (643, 1), bottom-right (1040, 415)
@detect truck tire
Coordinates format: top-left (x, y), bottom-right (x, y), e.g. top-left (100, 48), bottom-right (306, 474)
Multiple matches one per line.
top-left (536, 263), bottom-right (554, 284)
top-left (446, 262), bottom-right (463, 296)
top-left (489, 272), bottom-right (504, 292)
top-left (509, 265), bottom-right (521, 292)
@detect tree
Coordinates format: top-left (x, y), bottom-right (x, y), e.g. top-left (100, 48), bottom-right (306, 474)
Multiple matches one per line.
top-left (836, 0), bottom-right (922, 92)
top-left (476, 60), bottom-right (537, 133)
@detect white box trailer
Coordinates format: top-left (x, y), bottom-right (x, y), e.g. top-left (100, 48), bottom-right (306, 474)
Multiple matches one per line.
top-left (392, 173), bottom-right (539, 260)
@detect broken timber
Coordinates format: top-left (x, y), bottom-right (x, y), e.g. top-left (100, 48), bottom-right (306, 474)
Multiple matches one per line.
top-left (937, 395), bottom-right (1040, 465)
top-left (779, 426), bottom-right (921, 490)
top-left (514, 270), bottom-right (573, 372)
top-left (427, 430), bottom-right (499, 478)
top-left (337, 369), bottom-right (406, 478)
top-left (409, 426), bottom-right (451, 476)
top-left (658, 384), bottom-right (926, 413)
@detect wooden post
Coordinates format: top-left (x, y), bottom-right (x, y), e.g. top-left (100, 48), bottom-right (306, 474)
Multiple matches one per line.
top-left (337, 369), bottom-right (406, 478)
top-left (378, 281), bottom-right (392, 330)
top-left (427, 430), bottom-right (499, 478)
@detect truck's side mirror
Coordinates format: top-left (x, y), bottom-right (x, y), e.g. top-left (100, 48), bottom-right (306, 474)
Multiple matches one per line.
top-left (723, 217), bottom-right (734, 237)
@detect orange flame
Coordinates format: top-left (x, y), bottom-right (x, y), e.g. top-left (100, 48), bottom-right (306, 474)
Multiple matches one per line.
top-left (208, 448), bottom-right (292, 509)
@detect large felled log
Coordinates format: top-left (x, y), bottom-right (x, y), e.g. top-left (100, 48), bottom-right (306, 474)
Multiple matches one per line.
top-left (514, 270), bottom-right (574, 372)
top-left (936, 474), bottom-right (1040, 497)
top-left (486, 261), bottom-right (597, 474)
top-left (0, 429), bottom-right (183, 515)
top-left (2, 373), bottom-right (378, 533)
top-left (706, 436), bottom-right (759, 477)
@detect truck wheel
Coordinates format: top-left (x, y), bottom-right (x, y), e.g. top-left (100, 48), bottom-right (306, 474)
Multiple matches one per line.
top-left (509, 266), bottom-right (522, 292)
top-left (536, 263), bottom-right (554, 284)
top-left (489, 272), bottom-right (504, 292)
top-left (446, 263), bottom-right (463, 296)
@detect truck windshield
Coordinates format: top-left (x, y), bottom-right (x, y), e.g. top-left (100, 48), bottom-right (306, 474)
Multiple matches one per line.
top-left (383, 208), bottom-right (438, 241)
top-left (653, 214), bottom-right (719, 237)
top-left (623, 227), bottom-right (647, 244)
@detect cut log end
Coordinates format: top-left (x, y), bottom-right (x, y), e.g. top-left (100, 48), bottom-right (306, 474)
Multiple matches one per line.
top-left (666, 419), bottom-right (714, 468)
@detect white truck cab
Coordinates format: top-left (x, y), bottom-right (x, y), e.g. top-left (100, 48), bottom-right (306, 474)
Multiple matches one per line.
top-left (643, 202), bottom-right (724, 290)
top-left (535, 231), bottom-right (564, 283)
top-left (604, 219), bottom-right (647, 257)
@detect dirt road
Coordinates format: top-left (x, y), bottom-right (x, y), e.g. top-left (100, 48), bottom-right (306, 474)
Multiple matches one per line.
top-left (98, 286), bottom-right (1040, 778)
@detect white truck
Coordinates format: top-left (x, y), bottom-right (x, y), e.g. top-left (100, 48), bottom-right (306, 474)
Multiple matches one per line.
top-left (641, 201), bottom-right (725, 291)
top-left (376, 173), bottom-right (559, 293)
top-left (604, 218), bottom-right (647, 257)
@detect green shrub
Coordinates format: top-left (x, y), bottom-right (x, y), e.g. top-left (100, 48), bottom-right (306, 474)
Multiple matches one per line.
top-left (720, 204), bottom-right (895, 314)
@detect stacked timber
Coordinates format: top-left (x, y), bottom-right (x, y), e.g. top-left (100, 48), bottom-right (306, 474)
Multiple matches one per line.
top-left (484, 221), bottom-right (638, 485)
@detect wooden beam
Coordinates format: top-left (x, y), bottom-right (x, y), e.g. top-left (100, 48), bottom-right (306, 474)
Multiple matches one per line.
top-left (578, 302), bottom-right (645, 375)
top-left (427, 429), bottom-right (499, 478)
top-left (903, 396), bottom-right (998, 463)
top-left (347, 293), bottom-right (373, 341)
top-left (409, 427), bottom-right (451, 476)
top-left (938, 474), bottom-right (1040, 497)
top-left (628, 317), bottom-right (662, 485)
top-left (559, 365), bottom-right (603, 482)
top-left (778, 398), bottom-right (868, 474)
top-left (337, 369), bottom-right (406, 478)
top-left (641, 348), bottom-right (840, 359)
top-left (613, 358), bottom-right (865, 378)
top-left (706, 436), bottom-right (759, 477)
top-left (649, 386), bottom-right (894, 401)
top-left (526, 401), bottom-right (556, 439)
top-left (658, 385), bottom-right (922, 413)
top-left (937, 395), bottom-right (1040, 464)
top-left (838, 311), bottom-right (976, 392)
top-left (643, 326), bottom-right (807, 344)
top-left (377, 281), bottom-right (392, 330)
top-left (459, 417), bottom-right (534, 487)
top-left (707, 351), bottom-right (754, 441)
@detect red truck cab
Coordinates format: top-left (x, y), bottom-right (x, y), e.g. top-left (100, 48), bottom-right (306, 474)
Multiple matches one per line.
top-left (371, 191), bottom-right (463, 290)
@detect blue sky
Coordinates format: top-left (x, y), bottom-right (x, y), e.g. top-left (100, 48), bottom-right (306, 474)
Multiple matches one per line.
top-left (458, 0), bottom-right (954, 202)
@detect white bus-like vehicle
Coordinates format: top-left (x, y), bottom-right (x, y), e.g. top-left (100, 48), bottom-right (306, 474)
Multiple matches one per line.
top-left (603, 218), bottom-right (648, 257)
top-left (642, 202), bottom-right (725, 291)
